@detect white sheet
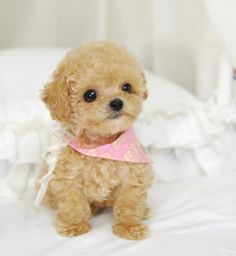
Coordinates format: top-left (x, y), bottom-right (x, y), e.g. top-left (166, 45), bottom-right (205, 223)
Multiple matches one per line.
top-left (1, 169), bottom-right (236, 256)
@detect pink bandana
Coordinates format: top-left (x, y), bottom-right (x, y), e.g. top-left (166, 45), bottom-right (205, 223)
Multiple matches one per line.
top-left (69, 128), bottom-right (152, 163)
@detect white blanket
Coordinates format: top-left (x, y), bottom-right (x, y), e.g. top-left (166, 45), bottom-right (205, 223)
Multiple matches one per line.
top-left (1, 169), bottom-right (236, 256)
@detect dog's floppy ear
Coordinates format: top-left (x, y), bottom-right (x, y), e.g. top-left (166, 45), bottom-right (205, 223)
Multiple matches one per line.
top-left (41, 80), bottom-right (71, 122)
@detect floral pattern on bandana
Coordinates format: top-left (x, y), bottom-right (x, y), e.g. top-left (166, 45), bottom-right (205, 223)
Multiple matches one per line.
top-left (69, 128), bottom-right (152, 163)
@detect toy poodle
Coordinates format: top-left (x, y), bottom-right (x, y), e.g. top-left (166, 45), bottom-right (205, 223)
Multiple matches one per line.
top-left (37, 41), bottom-right (153, 240)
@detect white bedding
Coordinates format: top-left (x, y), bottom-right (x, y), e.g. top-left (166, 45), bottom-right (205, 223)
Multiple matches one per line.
top-left (1, 170), bottom-right (236, 256)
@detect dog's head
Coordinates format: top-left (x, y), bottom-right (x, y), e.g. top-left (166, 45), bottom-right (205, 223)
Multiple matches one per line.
top-left (42, 41), bottom-right (148, 136)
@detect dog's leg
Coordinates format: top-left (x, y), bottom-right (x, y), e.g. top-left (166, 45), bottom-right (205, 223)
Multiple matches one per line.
top-left (113, 186), bottom-right (148, 240)
top-left (53, 183), bottom-right (91, 237)
top-left (41, 189), bottom-right (57, 209)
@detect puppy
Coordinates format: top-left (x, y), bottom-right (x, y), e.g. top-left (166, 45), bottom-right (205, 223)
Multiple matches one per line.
top-left (38, 41), bottom-right (153, 240)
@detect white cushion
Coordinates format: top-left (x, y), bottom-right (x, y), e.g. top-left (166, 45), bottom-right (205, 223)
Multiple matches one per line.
top-left (0, 48), bottom-right (67, 163)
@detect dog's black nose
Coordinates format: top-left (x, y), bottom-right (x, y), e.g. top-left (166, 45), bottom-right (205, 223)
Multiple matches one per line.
top-left (109, 98), bottom-right (123, 111)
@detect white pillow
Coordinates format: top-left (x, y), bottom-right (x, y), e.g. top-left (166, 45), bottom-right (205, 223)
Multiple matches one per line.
top-left (0, 48), bottom-right (67, 163)
top-left (135, 71), bottom-right (236, 180)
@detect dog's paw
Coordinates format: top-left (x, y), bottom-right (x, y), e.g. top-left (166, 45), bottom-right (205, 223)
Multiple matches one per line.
top-left (55, 219), bottom-right (91, 237)
top-left (113, 222), bottom-right (148, 240)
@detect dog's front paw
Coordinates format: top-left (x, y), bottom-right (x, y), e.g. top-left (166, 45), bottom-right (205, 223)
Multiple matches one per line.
top-left (113, 222), bottom-right (148, 240)
top-left (55, 218), bottom-right (91, 237)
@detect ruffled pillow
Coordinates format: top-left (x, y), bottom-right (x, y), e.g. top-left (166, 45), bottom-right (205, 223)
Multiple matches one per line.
top-left (135, 71), bottom-right (236, 179)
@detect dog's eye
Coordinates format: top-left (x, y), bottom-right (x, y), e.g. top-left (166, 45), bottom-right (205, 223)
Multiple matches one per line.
top-left (122, 83), bottom-right (132, 93)
top-left (83, 89), bottom-right (97, 102)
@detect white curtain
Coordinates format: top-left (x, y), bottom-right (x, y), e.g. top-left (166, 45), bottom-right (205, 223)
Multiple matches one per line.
top-left (0, 0), bottom-right (234, 100)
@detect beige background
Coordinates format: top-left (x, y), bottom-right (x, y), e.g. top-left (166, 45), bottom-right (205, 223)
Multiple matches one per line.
top-left (0, 0), bottom-right (235, 101)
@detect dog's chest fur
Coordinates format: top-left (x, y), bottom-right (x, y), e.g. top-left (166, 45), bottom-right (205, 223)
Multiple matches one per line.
top-left (50, 146), bottom-right (143, 203)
